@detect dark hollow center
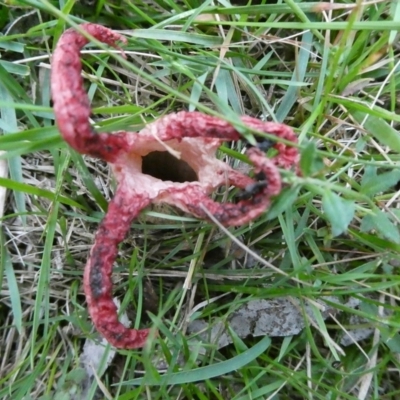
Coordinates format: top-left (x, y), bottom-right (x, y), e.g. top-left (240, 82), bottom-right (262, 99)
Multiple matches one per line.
top-left (141, 151), bottom-right (198, 183)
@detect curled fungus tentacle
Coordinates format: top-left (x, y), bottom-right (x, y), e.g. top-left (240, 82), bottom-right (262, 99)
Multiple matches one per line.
top-left (51, 23), bottom-right (299, 349)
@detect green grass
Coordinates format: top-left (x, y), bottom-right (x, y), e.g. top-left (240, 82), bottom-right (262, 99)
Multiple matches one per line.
top-left (1, 0), bottom-right (400, 399)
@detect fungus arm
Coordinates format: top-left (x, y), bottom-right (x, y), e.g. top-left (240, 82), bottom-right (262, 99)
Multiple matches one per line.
top-left (51, 23), bottom-right (129, 162)
top-left (141, 112), bottom-right (299, 170)
top-left (83, 188), bottom-right (153, 348)
top-left (169, 147), bottom-right (282, 226)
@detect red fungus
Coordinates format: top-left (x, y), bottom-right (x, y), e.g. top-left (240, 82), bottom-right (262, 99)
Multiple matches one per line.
top-left (51, 23), bottom-right (299, 349)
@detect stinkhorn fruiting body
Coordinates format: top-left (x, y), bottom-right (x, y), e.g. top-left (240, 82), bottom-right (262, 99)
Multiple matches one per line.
top-left (51, 23), bottom-right (299, 349)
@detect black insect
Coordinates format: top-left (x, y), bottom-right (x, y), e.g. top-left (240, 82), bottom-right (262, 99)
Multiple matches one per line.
top-left (243, 135), bottom-right (275, 152)
top-left (254, 137), bottom-right (274, 152)
top-left (235, 137), bottom-right (273, 201)
top-left (236, 181), bottom-right (268, 200)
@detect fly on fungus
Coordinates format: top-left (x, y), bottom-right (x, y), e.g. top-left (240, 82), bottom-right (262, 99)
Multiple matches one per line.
top-left (51, 23), bottom-right (299, 349)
